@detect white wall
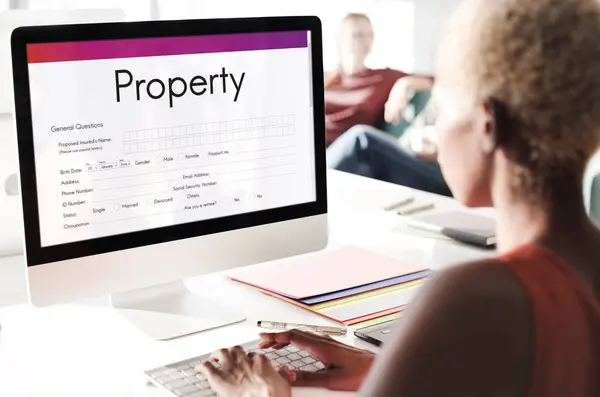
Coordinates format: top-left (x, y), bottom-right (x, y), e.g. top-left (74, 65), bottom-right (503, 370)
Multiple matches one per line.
top-left (157, 0), bottom-right (415, 73)
top-left (413, 0), bottom-right (462, 74)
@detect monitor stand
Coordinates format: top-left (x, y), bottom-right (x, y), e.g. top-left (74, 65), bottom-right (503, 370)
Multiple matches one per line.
top-left (110, 280), bottom-right (246, 340)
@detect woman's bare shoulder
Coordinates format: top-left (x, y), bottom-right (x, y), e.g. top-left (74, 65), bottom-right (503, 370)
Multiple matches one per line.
top-left (360, 259), bottom-right (533, 397)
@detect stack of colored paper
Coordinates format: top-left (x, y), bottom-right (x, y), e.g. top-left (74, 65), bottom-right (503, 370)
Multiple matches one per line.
top-left (228, 246), bottom-right (431, 326)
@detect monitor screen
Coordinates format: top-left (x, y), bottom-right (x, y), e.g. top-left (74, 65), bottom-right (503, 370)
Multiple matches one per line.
top-left (25, 31), bottom-right (317, 247)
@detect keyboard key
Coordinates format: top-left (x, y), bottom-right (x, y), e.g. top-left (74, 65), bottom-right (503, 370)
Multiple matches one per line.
top-left (286, 345), bottom-right (300, 353)
top-left (189, 361), bottom-right (203, 368)
top-left (290, 360), bottom-right (304, 368)
top-left (184, 376), bottom-right (198, 384)
top-left (315, 362), bottom-right (326, 370)
top-left (287, 353), bottom-right (301, 361)
top-left (301, 357), bottom-right (316, 365)
top-left (276, 357), bottom-right (291, 365)
top-left (156, 375), bottom-right (172, 384)
top-left (266, 352), bottom-right (278, 360)
top-left (182, 368), bottom-right (197, 377)
top-left (198, 380), bottom-right (210, 389)
top-left (195, 374), bottom-right (207, 381)
top-left (175, 384), bottom-right (199, 396)
top-left (177, 365), bottom-right (192, 371)
top-left (299, 351), bottom-right (310, 358)
top-left (300, 364), bottom-right (319, 372)
top-left (165, 379), bottom-right (189, 390)
top-left (163, 368), bottom-right (178, 375)
top-left (170, 372), bottom-right (186, 380)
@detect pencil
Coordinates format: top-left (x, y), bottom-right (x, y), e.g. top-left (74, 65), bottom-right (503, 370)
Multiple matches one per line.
top-left (398, 203), bottom-right (435, 216)
top-left (384, 197), bottom-right (414, 211)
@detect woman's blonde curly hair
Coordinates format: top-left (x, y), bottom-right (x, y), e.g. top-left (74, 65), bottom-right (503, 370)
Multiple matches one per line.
top-left (451, 0), bottom-right (600, 200)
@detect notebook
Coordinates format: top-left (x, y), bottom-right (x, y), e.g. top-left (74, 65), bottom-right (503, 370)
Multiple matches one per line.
top-left (228, 246), bottom-right (428, 300)
top-left (408, 211), bottom-right (496, 248)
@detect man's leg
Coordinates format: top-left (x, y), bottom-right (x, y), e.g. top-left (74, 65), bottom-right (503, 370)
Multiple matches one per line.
top-left (327, 125), bottom-right (452, 196)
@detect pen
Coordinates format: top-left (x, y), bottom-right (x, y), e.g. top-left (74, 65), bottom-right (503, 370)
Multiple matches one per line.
top-left (384, 197), bottom-right (415, 211)
top-left (257, 321), bottom-right (347, 336)
top-left (398, 203), bottom-right (435, 216)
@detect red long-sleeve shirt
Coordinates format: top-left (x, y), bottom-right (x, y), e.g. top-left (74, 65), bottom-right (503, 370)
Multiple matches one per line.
top-left (324, 68), bottom-right (406, 145)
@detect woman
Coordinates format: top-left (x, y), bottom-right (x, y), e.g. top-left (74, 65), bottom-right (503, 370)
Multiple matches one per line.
top-left (324, 13), bottom-right (432, 145)
top-left (200, 0), bottom-right (600, 395)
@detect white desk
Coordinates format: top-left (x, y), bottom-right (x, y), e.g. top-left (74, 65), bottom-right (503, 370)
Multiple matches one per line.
top-left (0, 170), bottom-right (494, 397)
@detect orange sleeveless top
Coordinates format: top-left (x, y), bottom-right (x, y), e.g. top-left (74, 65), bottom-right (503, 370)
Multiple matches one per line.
top-left (500, 244), bottom-right (600, 397)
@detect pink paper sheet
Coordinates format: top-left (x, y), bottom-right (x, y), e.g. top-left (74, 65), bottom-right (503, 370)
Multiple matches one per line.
top-left (228, 246), bottom-right (427, 299)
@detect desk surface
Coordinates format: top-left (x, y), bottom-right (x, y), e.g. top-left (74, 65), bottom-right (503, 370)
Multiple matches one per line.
top-left (0, 170), bottom-right (494, 397)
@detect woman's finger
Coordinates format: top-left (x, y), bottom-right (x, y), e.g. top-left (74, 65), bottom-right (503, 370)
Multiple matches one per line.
top-left (252, 353), bottom-right (277, 375)
top-left (211, 348), bottom-right (235, 371)
top-left (259, 330), bottom-right (348, 365)
top-left (278, 366), bottom-right (296, 383)
top-left (269, 343), bottom-right (290, 350)
top-left (230, 345), bottom-right (250, 363)
top-left (197, 361), bottom-right (224, 382)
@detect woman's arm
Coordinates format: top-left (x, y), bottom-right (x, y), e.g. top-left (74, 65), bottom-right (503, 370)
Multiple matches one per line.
top-left (359, 260), bottom-right (533, 397)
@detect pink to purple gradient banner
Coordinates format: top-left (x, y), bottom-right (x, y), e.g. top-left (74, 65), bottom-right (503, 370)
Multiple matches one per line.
top-left (27, 31), bottom-right (308, 64)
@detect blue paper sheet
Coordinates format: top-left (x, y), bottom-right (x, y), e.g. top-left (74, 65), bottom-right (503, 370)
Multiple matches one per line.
top-left (299, 269), bottom-right (433, 305)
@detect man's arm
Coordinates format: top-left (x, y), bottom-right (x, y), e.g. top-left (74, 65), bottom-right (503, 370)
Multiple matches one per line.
top-left (384, 76), bottom-right (434, 125)
top-left (359, 260), bottom-right (533, 397)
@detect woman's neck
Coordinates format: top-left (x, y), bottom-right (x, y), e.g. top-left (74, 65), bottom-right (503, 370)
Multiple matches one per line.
top-left (494, 181), bottom-right (592, 255)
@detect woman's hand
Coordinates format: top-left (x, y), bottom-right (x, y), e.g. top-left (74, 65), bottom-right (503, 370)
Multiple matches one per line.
top-left (198, 345), bottom-right (292, 397)
top-left (259, 329), bottom-right (376, 391)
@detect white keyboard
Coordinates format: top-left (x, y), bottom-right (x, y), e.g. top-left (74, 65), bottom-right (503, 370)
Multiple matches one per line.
top-left (145, 339), bottom-right (325, 396)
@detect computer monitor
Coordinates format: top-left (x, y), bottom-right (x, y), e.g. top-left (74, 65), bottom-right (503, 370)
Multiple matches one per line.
top-left (11, 17), bottom-right (327, 339)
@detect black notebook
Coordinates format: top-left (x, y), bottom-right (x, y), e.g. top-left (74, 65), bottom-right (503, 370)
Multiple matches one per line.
top-left (408, 211), bottom-right (496, 248)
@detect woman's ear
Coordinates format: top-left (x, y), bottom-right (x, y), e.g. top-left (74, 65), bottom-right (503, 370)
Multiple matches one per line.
top-left (481, 97), bottom-right (511, 154)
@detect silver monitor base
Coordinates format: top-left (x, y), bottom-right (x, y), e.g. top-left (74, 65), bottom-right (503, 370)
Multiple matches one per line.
top-left (110, 280), bottom-right (246, 340)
